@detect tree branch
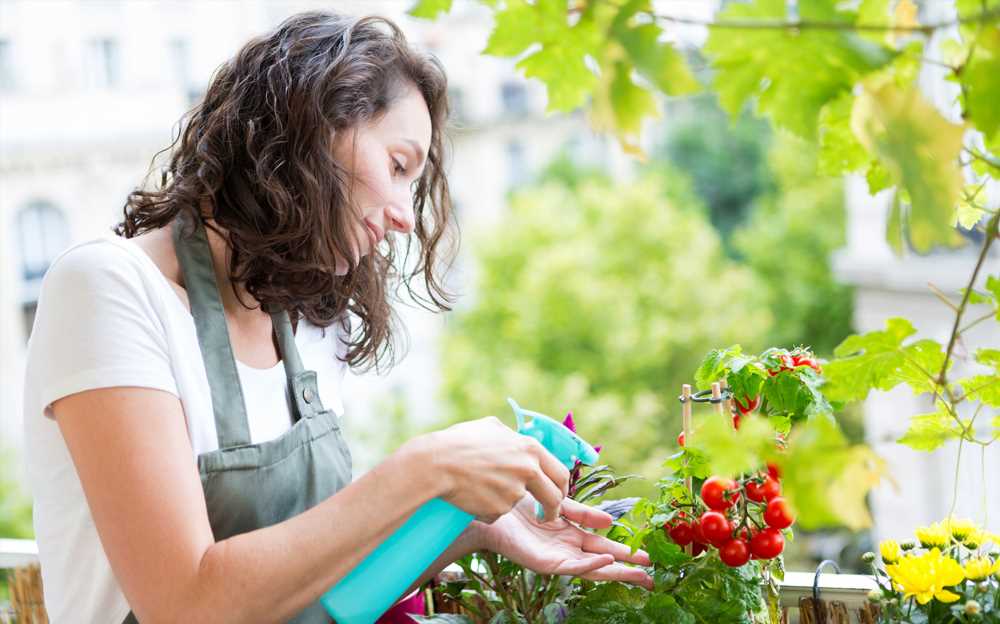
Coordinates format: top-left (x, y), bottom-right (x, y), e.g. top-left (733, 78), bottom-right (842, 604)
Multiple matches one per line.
top-left (652, 7), bottom-right (1000, 35)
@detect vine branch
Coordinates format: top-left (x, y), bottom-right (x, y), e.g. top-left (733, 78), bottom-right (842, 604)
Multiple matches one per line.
top-left (652, 7), bottom-right (1000, 35)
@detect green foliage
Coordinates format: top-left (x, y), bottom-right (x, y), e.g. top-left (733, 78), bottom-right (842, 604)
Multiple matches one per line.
top-left (566, 537), bottom-right (766, 624)
top-left (823, 318), bottom-right (949, 403)
top-left (733, 133), bottom-right (854, 356)
top-left (415, 0), bottom-right (1000, 254)
top-left (439, 171), bottom-right (771, 496)
top-left (656, 99), bottom-right (776, 247)
top-left (704, 0), bottom-right (895, 140)
top-left (0, 447), bottom-right (33, 539)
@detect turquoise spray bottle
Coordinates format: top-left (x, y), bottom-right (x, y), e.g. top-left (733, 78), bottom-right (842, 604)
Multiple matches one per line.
top-left (320, 397), bottom-right (601, 623)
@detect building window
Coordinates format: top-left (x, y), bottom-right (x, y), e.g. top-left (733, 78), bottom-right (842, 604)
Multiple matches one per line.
top-left (506, 140), bottom-right (529, 190)
top-left (500, 81), bottom-right (529, 116)
top-left (17, 200), bottom-right (70, 338)
top-left (0, 39), bottom-right (14, 92)
top-left (85, 37), bottom-right (120, 89)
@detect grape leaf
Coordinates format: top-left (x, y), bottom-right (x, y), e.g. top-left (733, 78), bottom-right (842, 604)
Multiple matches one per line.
top-left (407, 0), bottom-right (453, 19)
top-left (897, 406), bottom-right (964, 451)
top-left (818, 92), bottom-right (869, 175)
top-left (851, 80), bottom-right (967, 253)
top-left (777, 417), bottom-right (883, 529)
top-left (705, 0), bottom-right (894, 139)
top-left (610, 1), bottom-right (699, 96)
top-left (961, 25), bottom-right (1000, 144)
top-left (959, 375), bottom-right (1000, 407)
top-left (824, 318), bottom-right (948, 402)
top-left (687, 413), bottom-right (775, 478)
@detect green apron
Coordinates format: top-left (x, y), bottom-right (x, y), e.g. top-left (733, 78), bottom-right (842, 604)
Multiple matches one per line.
top-left (122, 212), bottom-right (353, 623)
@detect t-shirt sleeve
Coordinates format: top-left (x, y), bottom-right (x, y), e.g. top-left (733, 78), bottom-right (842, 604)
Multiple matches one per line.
top-left (27, 240), bottom-right (179, 419)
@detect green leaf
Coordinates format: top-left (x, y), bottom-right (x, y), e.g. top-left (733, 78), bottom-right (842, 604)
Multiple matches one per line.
top-left (818, 92), bottom-right (869, 175)
top-left (897, 406), bottom-right (963, 451)
top-left (975, 348), bottom-right (1000, 371)
top-left (866, 159), bottom-right (893, 195)
top-left (705, 0), bottom-right (894, 139)
top-left (779, 417), bottom-right (883, 529)
top-left (643, 594), bottom-right (695, 624)
top-left (954, 183), bottom-right (988, 229)
top-left (644, 529), bottom-right (692, 568)
top-left (406, 0), bottom-right (453, 19)
top-left (960, 375), bottom-right (1000, 407)
top-left (609, 61), bottom-right (661, 137)
top-left (694, 346), bottom-right (743, 390)
top-left (688, 413), bottom-right (775, 477)
top-left (825, 318), bottom-right (947, 402)
top-left (611, 2), bottom-right (699, 96)
top-left (961, 26), bottom-right (1000, 145)
top-left (851, 80), bottom-right (967, 253)
top-left (565, 583), bottom-right (648, 623)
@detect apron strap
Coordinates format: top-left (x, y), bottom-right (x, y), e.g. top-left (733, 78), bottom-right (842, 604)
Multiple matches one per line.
top-left (172, 211), bottom-right (253, 448)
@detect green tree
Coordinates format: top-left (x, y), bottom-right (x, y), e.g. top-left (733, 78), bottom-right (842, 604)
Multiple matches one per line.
top-left (0, 447), bottom-right (32, 539)
top-left (656, 98), bottom-right (775, 248)
top-left (439, 170), bottom-right (772, 494)
top-left (734, 132), bottom-right (855, 357)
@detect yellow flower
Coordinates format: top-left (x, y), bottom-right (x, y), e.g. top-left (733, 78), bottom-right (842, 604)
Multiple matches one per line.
top-left (963, 529), bottom-right (987, 550)
top-left (885, 548), bottom-right (965, 605)
top-left (880, 539), bottom-right (901, 564)
top-left (945, 517), bottom-right (977, 541)
top-left (915, 521), bottom-right (951, 549)
top-left (964, 557), bottom-right (1000, 581)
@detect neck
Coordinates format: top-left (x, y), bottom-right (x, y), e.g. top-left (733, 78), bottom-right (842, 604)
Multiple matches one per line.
top-left (196, 198), bottom-right (266, 325)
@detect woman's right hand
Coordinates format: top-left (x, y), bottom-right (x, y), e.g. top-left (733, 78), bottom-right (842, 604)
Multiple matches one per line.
top-left (411, 417), bottom-right (571, 524)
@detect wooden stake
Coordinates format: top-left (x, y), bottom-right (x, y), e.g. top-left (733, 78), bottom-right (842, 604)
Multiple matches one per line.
top-left (681, 383), bottom-right (693, 556)
top-left (720, 378), bottom-right (735, 429)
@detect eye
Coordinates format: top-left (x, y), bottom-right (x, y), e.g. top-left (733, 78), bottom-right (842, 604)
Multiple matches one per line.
top-left (392, 157), bottom-right (407, 177)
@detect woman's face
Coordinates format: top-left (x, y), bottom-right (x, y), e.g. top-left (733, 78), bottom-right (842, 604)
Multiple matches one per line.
top-left (332, 85), bottom-right (432, 275)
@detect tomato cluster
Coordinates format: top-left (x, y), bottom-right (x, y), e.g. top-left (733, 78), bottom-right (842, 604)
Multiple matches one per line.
top-left (767, 348), bottom-right (823, 377)
top-left (663, 466), bottom-right (794, 567)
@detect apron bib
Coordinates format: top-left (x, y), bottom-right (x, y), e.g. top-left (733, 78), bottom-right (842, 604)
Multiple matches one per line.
top-left (122, 212), bottom-right (353, 623)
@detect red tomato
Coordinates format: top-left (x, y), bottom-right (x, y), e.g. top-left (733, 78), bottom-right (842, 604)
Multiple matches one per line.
top-left (677, 432), bottom-right (685, 447)
top-left (699, 511), bottom-right (733, 547)
top-left (691, 541), bottom-right (708, 556)
top-left (701, 476), bottom-right (739, 510)
top-left (733, 395), bottom-right (759, 415)
top-left (668, 521), bottom-right (695, 546)
top-left (719, 538), bottom-right (751, 567)
top-left (764, 497), bottom-right (795, 529)
top-left (766, 462), bottom-right (781, 480)
top-left (759, 476), bottom-right (782, 501)
top-left (744, 476), bottom-right (769, 503)
top-left (750, 528), bottom-right (785, 559)
top-left (732, 414), bottom-right (741, 430)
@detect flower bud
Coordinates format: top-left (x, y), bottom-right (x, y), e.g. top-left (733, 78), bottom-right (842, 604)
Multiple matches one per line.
top-left (867, 588), bottom-right (884, 602)
top-left (900, 540), bottom-right (916, 551)
top-left (862, 552), bottom-right (876, 563)
top-left (964, 600), bottom-right (981, 616)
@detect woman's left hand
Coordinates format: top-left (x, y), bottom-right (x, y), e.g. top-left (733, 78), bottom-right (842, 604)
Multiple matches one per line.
top-left (477, 495), bottom-right (654, 591)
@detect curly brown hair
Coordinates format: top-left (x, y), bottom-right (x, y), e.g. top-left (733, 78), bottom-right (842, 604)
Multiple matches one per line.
top-left (115, 10), bottom-right (457, 372)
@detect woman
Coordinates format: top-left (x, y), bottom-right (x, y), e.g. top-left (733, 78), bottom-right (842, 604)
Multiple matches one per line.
top-left (22, 10), bottom-right (653, 623)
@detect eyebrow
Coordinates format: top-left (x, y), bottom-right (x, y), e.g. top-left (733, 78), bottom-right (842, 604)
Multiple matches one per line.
top-left (405, 138), bottom-right (427, 171)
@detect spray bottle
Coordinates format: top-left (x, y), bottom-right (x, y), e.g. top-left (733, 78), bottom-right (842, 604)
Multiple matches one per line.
top-left (320, 397), bottom-right (601, 623)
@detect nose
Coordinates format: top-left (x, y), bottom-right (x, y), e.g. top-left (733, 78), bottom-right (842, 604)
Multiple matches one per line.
top-left (384, 197), bottom-right (415, 235)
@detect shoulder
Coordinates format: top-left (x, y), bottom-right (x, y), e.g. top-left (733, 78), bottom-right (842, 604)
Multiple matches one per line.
top-left (42, 236), bottom-right (156, 289)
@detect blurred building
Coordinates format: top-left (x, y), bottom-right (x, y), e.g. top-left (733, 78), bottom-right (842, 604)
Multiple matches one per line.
top-left (0, 0), bottom-right (621, 477)
top-left (832, 0), bottom-right (1000, 540)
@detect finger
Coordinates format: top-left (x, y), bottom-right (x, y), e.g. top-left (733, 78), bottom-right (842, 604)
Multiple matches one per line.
top-left (553, 553), bottom-right (615, 576)
top-left (525, 469), bottom-right (564, 523)
top-left (559, 498), bottom-right (613, 530)
top-left (526, 436), bottom-right (571, 498)
top-left (581, 532), bottom-right (652, 566)
top-left (580, 562), bottom-right (655, 591)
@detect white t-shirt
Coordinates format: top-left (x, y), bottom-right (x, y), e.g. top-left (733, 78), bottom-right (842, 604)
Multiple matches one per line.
top-left (22, 235), bottom-right (352, 623)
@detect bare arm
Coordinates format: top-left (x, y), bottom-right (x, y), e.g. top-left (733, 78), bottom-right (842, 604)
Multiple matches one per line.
top-left (54, 386), bottom-right (460, 624)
